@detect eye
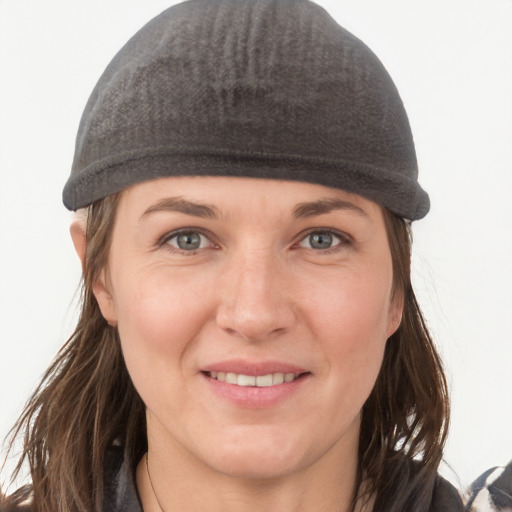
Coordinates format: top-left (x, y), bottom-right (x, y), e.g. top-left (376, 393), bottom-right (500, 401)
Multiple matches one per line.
top-left (299, 231), bottom-right (345, 250)
top-left (165, 231), bottom-right (212, 251)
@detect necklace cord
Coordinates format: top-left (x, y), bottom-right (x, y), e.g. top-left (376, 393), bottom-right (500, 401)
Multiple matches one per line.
top-left (146, 451), bottom-right (167, 512)
top-left (145, 451), bottom-right (361, 512)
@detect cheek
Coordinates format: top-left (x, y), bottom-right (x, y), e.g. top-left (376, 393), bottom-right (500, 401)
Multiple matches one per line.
top-left (306, 264), bottom-right (392, 341)
top-left (114, 266), bottom-right (206, 338)
top-left (301, 266), bottom-right (392, 395)
top-left (111, 268), bottom-right (213, 391)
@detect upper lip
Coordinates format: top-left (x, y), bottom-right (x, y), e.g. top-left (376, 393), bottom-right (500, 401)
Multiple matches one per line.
top-left (201, 359), bottom-right (308, 376)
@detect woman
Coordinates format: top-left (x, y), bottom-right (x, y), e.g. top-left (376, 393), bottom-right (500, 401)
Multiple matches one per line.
top-left (1, 0), bottom-right (464, 510)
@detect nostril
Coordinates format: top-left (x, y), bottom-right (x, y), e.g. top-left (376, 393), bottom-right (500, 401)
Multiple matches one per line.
top-left (215, 264), bottom-right (296, 341)
top-left (216, 304), bottom-right (290, 342)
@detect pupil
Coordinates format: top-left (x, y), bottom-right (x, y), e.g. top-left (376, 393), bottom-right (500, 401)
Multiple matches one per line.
top-left (310, 232), bottom-right (332, 249)
top-left (177, 233), bottom-right (201, 250)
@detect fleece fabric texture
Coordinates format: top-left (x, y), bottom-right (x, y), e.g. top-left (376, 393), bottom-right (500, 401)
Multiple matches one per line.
top-left (63, 0), bottom-right (429, 220)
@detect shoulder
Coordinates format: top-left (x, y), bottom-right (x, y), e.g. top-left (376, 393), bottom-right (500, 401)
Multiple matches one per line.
top-left (400, 457), bottom-right (464, 512)
top-left (0, 490), bottom-right (33, 512)
top-left (0, 503), bottom-right (32, 512)
top-left (430, 475), bottom-right (465, 512)
top-left (0, 447), bottom-right (142, 512)
top-left (362, 455), bottom-right (464, 512)
top-left (0, 504), bottom-right (32, 512)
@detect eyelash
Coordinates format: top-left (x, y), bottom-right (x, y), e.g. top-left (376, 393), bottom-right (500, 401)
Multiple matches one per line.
top-left (158, 228), bottom-right (352, 255)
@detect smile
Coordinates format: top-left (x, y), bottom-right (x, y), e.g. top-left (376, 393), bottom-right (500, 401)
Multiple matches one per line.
top-left (208, 371), bottom-right (302, 387)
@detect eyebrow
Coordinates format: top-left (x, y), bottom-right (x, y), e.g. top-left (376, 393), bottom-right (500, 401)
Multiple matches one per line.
top-left (140, 196), bottom-right (367, 221)
top-left (292, 198), bottom-right (368, 219)
top-left (140, 197), bottom-right (219, 220)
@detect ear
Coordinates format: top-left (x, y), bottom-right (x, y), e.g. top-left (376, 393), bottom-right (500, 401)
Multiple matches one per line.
top-left (70, 219), bottom-right (87, 271)
top-left (91, 270), bottom-right (118, 326)
top-left (386, 292), bottom-right (404, 338)
top-left (69, 219), bottom-right (118, 326)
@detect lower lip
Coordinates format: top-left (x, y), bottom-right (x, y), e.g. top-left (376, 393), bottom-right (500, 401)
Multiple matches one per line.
top-left (202, 373), bottom-right (309, 408)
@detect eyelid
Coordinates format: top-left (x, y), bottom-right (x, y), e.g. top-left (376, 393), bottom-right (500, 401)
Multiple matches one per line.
top-left (297, 228), bottom-right (352, 242)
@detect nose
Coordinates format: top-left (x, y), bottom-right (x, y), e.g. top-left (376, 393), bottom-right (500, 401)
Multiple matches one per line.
top-left (215, 248), bottom-right (296, 342)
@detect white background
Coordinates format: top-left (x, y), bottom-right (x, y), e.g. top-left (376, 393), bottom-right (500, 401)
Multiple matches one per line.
top-left (1, 0), bottom-right (511, 492)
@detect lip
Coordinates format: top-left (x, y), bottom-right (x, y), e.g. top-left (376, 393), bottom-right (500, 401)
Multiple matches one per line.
top-left (200, 359), bottom-right (310, 409)
top-left (201, 359), bottom-right (307, 376)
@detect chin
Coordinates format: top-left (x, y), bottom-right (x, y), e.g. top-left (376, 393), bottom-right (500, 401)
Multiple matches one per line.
top-left (209, 453), bottom-right (304, 481)
top-left (199, 426), bottom-right (310, 479)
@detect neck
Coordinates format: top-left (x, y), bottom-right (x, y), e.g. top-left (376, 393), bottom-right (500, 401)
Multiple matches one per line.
top-left (138, 457), bottom-right (360, 512)
top-left (137, 416), bottom-right (363, 512)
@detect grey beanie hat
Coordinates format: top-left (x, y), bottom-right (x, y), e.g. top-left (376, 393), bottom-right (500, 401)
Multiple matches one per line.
top-left (63, 0), bottom-right (429, 220)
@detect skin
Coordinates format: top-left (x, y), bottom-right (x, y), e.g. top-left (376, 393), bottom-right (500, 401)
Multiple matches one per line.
top-left (72, 176), bottom-right (402, 512)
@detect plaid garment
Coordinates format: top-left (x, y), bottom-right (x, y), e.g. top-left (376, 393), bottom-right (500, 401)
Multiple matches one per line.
top-left (465, 461), bottom-right (512, 511)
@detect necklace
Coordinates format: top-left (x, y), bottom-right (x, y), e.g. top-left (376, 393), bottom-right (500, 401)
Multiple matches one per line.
top-left (145, 452), bottom-right (167, 512)
top-left (145, 451), bottom-right (362, 512)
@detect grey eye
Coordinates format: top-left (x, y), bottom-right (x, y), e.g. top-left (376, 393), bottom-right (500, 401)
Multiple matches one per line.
top-left (168, 232), bottom-right (208, 251)
top-left (309, 232), bottom-right (333, 249)
top-left (299, 231), bottom-right (342, 250)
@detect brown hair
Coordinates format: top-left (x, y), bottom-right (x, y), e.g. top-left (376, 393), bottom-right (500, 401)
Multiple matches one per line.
top-left (357, 211), bottom-right (451, 510)
top-left (1, 199), bottom-right (450, 512)
top-left (1, 195), bottom-right (146, 512)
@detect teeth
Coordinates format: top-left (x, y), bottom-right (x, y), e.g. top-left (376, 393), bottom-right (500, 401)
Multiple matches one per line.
top-left (272, 372), bottom-right (284, 385)
top-left (226, 373), bottom-right (237, 384)
top-left (238, 374), bottom-right (256, 386)
top-left (256, 374), bottom-right (273, 387)
top-left (209, 371), bottom-right (300, 387)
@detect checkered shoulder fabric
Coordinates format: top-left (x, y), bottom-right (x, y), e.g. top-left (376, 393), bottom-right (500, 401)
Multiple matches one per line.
top-left (465, 461), bottom-right (512, 511)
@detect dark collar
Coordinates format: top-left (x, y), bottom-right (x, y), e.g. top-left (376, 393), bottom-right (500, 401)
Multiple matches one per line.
top-left (103, 446), bottom-right (143, 512)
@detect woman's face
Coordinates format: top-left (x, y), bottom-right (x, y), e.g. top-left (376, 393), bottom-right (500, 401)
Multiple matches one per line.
top-left (93, 176), bottom-right (402, 479)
